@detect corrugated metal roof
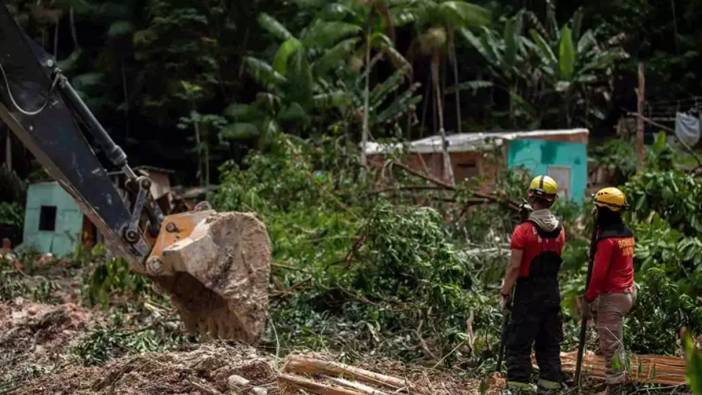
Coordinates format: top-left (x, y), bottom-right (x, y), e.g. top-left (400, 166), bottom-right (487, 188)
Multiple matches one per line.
top-left (364, 128), bottom-right (589, 155)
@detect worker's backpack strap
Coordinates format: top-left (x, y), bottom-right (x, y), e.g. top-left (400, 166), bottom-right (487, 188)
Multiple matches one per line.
top-left (525, 221), bottom-right (563, 281)
top-left (598, 223), bottom-right (633, 240)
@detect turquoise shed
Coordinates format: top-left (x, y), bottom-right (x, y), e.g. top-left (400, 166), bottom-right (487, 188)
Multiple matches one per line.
top-left (21, 181), bottom-right (86, 256)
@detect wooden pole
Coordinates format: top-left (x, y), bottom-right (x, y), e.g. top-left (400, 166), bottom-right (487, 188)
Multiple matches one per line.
top-left (636, 61), bottom-right (646, 168)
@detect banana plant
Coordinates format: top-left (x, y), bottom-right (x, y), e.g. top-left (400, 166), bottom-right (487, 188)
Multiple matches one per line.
top-left (294, 0), bottom-right (413, 166)
top-left (462, 8), bottom-right (628, 128)
top-left (221, 12), bottom-right (356, 144)
top-left (226, 3), bottom-right (414, 161)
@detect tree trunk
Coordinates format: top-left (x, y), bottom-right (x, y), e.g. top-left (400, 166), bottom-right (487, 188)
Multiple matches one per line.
top-left (204, 141), bottom-right (210, 188)
top-left (432, 52), bottom-right (454, 185)
top-left (69, 8), bottom-right (80, 49)
top-left (450, 35), bottom-right (462, 134)
top-left (360, 31), bottom-right (371, 168)
top-left (5, 131), bottom-right (11, 172)
top-left (420, 71), bottom-right (431, 138)
top-left (636, 61), bottom-right (646, 168)
top-left (192, 107), bottom-right (204, 186)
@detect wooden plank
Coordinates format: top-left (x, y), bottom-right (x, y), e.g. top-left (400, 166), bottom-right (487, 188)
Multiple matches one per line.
top-left (282, 356), bottom-right (412, 391)
top-left (325, 377), bottom-right (391, 395)
top-left (279, 373), bottom-right (362, 395)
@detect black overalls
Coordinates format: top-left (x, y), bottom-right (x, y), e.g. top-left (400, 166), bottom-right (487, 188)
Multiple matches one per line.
top-left (506, 221), bottom-right (564, 385)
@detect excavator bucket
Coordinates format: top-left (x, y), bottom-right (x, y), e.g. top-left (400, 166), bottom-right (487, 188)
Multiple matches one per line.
top-left (143, 210), bottom-right (272, 343)
top-left (0, 5), bottom-right (272, 343)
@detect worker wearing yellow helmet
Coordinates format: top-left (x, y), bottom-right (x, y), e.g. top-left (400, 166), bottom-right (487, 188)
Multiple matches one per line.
top-left (579, 187), bottom-right (635, 395)
top-left (500, 175), bottom-right (565, 394)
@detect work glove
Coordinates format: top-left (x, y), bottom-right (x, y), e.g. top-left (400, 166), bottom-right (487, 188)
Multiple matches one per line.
top-left (576, 295), bottom-right (594, 320)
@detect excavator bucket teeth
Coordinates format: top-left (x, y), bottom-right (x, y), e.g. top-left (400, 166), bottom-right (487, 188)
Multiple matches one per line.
top-left (148, 211), bottom-right (271, 343)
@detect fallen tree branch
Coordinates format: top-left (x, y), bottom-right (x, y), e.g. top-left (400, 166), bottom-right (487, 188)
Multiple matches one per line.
top-left (279, 373), bottom-right (362, 395)
top-left (282, 355), bottom-right (421, 393)
top-left (390, 161), bottom-right (455, 190)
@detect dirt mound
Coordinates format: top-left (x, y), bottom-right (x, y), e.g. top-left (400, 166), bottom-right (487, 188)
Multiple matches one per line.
top-left (19, 343), bottom-right (278, 394)
top-left (0, 298), bottom-right (90, 392)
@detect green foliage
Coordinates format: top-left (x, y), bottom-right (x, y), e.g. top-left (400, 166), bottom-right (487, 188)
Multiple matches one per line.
top-left (0, 202), bottom-right (23, 228)
top-left (686, 335), bottom-right (702, 394)
top-left (72, 315), bottom-right (186, 366)
top-left (625, 169), bottom-right (702, 236)
top-left (463, 8), bottom-right (628, 128)
top-left (622, 170), bottom-right (702, 354)
top-left (591, 138), bottom-right (638, 183)
top-left (0, 266), bottom-right (29, 302)
top-left (80, 247), bottom-right (154, 308)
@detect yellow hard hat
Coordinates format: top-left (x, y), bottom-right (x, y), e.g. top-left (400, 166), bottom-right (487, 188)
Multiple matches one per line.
top-left (528, 175), bottom-right (558, 202)
top-left (594, 187), bottom-right (627, 211)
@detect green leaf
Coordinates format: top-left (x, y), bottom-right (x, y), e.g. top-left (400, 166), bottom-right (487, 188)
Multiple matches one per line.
top-left (223, 103), bottom-right (262, 121)
top-left (558, 25), bottom-right (576, 80)
top-left (313, 91), bottom-right (351, 109)
top-left (370, 71), bottom-right (405, 105)
top-left (258, 13), bottom-right (294, 42)
top-left (381, 46), bottom-right (412, 75)
top-left (57, 49), bottom-right (83, 73)
top-left (529, 29), bottom-right (557, 67)
top-left (72, 73), bottom-right (104, 90)
top-left (313, 38), bottom-right (360, 75)
top-left (439, 2), bottom-right (491, 28)
top-left (391, 8), bottom-right (418, 27)
top-left (446, 80), bottom-right (494, 94)
top-left (220, 123), bottom-right (261, 140)
top-left (273, 38), bottom-right (304, 75)
top-left (278, 102), bottom-right (308, 123)
top-left (375, 89), bottom-right (421, 124)
top-left (107, 21), bottom-right (134, 38)
top-left (284, 49), bottom-right (314, 108)
top-left (503, 14), bottom-right (523, 69)
top-left (302, 21), bottom-right (362, 49)
top-left (685, 336), bottom-right (702, 394)
top-left (244, 57), bottom-right (287, 88)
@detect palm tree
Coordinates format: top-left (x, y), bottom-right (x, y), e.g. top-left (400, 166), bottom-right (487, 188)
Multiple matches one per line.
top-left (299, 0), bottom-right (412, 167)
top-left (392, 0), bottom-right (491, 184)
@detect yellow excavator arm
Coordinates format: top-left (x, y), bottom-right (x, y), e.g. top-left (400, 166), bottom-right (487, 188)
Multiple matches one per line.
top-left (0, 5), bottom-right (271, 342)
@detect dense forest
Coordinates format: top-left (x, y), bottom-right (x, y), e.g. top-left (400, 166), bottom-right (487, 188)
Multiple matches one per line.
top-left (1, 1), bottom-right (702, 394)
top-left (2, 0), bottom-right (702, 183)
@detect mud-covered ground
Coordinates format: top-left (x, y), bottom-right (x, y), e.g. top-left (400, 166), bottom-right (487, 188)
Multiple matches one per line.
top-left (0, 260), bottom-right (492, 395)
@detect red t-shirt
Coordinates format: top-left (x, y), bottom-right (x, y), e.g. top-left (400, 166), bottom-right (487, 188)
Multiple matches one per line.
top-left (585, 236), bottom-right (635, 302)
top-left (510, 222), bottom-right (566, 278)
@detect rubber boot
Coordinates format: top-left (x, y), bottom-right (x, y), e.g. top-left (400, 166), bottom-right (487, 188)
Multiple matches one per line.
top-left (594, 383), bottom-right (623, 395)
top-left (536, 379), bottom-right (562, 394)
top-left (503, 381), bottom-right (537, 394)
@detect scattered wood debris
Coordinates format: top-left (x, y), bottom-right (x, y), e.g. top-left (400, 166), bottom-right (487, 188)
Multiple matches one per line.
top-left (560, 351), bottom-right (687, 385)
top-left (278, 355), bottom-right (430, 395)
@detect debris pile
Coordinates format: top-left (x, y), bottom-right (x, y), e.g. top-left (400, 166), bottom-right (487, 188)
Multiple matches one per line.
top-left (560, 351), bottom-right (687, 385)
top-left (278, 354), bottom-right (491, 395)
top-left (0, 299), bottom-right (90, 392)
top-left (18, 343), bottom-right (277, 394)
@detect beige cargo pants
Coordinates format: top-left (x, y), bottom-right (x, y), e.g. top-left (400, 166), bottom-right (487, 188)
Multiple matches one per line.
top-left (593, 292), bottom-right (635, 385)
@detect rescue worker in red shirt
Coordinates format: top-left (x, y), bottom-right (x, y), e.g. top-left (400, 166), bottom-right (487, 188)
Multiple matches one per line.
top-left (580, 187), bottom-right (635, 395)
top-left (500, 175), bottom-right (565, 394)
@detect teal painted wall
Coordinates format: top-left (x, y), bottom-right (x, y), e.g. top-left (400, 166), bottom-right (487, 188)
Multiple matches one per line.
top-left (507, 139), bottom-right (588, 203)
top-left (22, 182), bottom-right (84, 256)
